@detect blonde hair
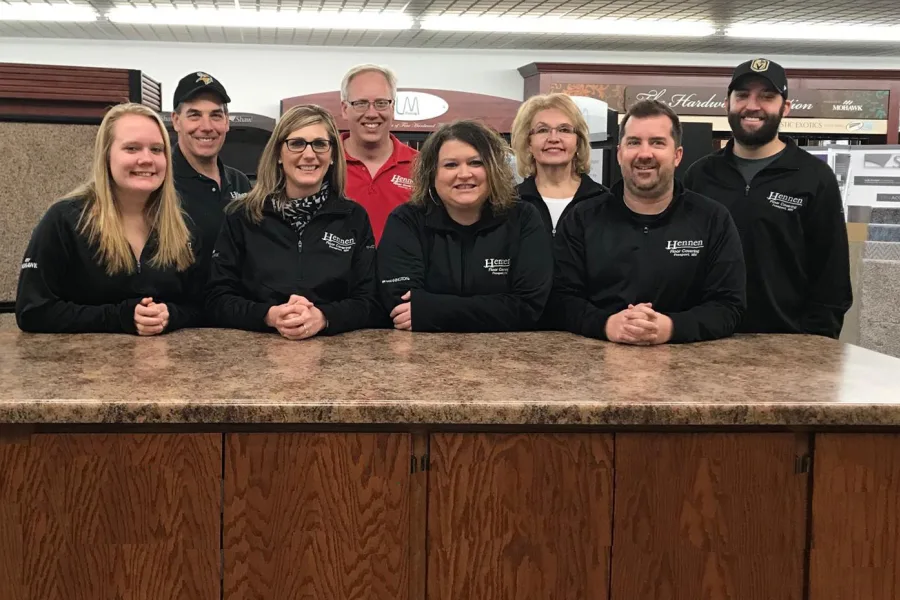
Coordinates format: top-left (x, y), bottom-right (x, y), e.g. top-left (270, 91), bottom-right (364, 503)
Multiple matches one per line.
top-left (231, 104), bottom-right (346, 222)
top-left (510, 93), bottom-right (591, 179)
top-left (65, 102), bottom-right (193, 275)
top-left (340, 64), bottom-right (398, 101)
top-left (410, 120), bottom-right (517, 214)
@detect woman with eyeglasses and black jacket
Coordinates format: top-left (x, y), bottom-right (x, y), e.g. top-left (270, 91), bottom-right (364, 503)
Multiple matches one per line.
top-left (206, 104), bottom-right (380, 340)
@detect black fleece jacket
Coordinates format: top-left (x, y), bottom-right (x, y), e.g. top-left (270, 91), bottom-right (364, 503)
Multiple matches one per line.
top-left (205, 192), bottom-right (379, 335)
top-left (549, 180), bottom-right (746, 343)
top-left (684, 136), bottom-right (852, 339)
top-left (16, 197), bottom-right (202, 334)
top-left (377, 200), bottom-right (553, 332)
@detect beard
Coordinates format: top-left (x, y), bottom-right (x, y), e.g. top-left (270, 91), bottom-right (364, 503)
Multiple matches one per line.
top-left (623, 161), bottom-right (674, 199)
top-left (728, 104), bottom-right (785, 148)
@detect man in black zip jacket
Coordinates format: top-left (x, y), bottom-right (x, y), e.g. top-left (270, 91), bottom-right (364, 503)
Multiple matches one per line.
top-left (516, 173), bottom-right (607, 235)
top-left (684, 58), bottom-right (852, 339)
top-left (170, 72), bottom-right (252, 283)
top-left (550, 100), bottom-right (746, 344)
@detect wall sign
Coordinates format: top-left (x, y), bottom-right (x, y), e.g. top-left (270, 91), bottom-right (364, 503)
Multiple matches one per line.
top-left (550, 82), bottom-right (890, 127)
top-left (393, 91), bottom-right (449, 121)
top-left (281, 89), bottom-right (523, 133)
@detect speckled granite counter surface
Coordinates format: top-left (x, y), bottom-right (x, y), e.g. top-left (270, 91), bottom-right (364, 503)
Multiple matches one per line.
top-left (0, 314), bottom-right (898, 426)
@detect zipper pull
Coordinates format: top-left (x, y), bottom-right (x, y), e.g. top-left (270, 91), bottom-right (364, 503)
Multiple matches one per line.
top-left (745, 184), bottom-right (750, 197)
top-left (643, 226), bottom-right (649, 234)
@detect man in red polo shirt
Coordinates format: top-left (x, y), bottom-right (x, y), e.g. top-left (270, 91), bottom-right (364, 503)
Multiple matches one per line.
top-left (340, 64), bottom-right (418, 244)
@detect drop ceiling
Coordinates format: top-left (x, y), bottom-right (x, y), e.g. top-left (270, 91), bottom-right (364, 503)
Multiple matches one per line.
top-left (2, 0), bottom-right (900, 56)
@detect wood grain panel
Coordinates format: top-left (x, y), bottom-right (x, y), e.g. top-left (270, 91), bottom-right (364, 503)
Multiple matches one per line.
top-left (810, 434), bottom-right (900, 600)
top-left (0, 433), bottom-right (221, 600)
top-left (428, 433), bottom-right (613, 600)
top-left (612, 433), bottom-right (808, 600)
top-left (224, 433), bottom-right (410, 600)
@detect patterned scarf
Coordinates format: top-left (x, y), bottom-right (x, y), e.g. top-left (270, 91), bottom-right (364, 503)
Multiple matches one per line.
top-left (272, 181), bottom-right (329, 252)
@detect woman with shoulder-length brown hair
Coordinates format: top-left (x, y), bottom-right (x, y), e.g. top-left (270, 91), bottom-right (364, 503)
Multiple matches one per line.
top-left (377, 119), bottom-right (553, 332)
top-left (510, 93), bottom-right (607, 235)
top-left (206, 103), bottom-right (379, 339)
top-left (16, 102), bottom-right (200, 335)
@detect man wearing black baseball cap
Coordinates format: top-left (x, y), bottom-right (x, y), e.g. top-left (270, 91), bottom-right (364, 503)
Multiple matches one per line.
top-left (171, 71), bottom-right (252, 291)
top-left (684, 58), bottom-right (852, 339)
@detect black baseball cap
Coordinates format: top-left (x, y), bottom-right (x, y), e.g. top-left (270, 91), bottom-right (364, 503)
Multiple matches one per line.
top-left (728, 58), bottom-right (788, 98)
top-left (173, 71), bottom-right (231, 107)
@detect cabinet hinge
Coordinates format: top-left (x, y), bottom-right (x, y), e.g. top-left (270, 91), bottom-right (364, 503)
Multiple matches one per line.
top-left (794, 454), bottom-right (812, 474)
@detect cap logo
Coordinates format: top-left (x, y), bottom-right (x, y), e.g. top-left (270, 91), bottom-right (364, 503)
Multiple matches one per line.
top-left (195, 72), bottom-right (214, 85)
top-left (750, 59), bottom-right (770, 73)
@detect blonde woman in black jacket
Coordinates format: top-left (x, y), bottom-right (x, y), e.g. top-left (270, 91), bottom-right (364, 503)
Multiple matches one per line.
top-left (206, 104), bottom-right (379, 339)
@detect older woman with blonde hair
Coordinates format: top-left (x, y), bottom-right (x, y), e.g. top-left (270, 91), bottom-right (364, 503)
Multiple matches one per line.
top-left (16, 102), bottom-right (200, 335)
top-left (511, 93), bottom-right (607, 235)
top-left (377, 119), bottom-right (552, 332)
top-left (206, 104), bottom-right (379, 339)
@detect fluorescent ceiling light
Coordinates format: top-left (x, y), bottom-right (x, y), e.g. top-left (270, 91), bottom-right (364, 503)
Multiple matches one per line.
top-left (727, 23), bottom-right (900, 42)
top-left (107, 7), bottom-right (412, 30)
top-left (420, 15), bottom-right (715, 37)
top-left (1, 2), bottom-right (98, 22)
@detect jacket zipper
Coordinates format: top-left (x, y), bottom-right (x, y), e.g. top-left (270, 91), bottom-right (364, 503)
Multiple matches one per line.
top-left (460, 237), bottom-right (467, 294)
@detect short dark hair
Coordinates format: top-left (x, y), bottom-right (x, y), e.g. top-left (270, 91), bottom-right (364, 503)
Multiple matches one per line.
top-left (620, 100), bottom-right (683, 146)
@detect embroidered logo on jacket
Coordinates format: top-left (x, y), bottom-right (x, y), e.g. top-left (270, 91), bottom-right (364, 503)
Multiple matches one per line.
top-left (391, 174), bottom-right (413, 190)
top-left (767, 191), bottom-right (805, 212)
top-left (323, 232), bottom-right (355, 252)
top-left (666, 240), bottom-right (704, 257)
top-left (20, 258), bottom-right (38, 270)
top-left (484, 258), bottom-right (511, 275)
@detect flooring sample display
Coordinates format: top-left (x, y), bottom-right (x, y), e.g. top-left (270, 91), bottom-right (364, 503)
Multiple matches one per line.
top-left (0, 122), bottom-right (98, 303)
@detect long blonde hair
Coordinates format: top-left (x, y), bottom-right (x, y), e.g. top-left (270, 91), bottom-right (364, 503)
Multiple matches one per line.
top-left (510, 93), bottom-right (592, 179)
top-left (231, 104), bottom-right (346, 223)
top-left (65, 102), bottom-right (193, 275)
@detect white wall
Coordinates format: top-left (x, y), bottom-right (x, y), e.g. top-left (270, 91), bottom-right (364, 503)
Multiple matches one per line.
top-left (2, 37), bottom-right (898, 117)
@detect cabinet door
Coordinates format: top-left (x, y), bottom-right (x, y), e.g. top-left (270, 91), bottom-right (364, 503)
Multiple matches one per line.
top-left (0, 433), bottom-right (221, 600)
top-left (810, 434), bottom-right (900, 600)
top-left (223, 433), bottom-right (411, 600)
top-left (612, 433), bottom-right (808, 600)
top-left (428, 433), bottom-right (613, 600)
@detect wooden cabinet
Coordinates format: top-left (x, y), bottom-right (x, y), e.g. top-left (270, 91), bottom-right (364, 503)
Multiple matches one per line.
top-left (427, 433), bottom-right (614, 600)
top-left (611, 433), bottom-right (808, 600)
top-left (0, 433), bottom-right (220, 600)
top-left (810, 434), bottom-right (900, 600)
top-left (223, 433), bottom-right (411, 600)
top-left (2, 430), bottom-right (898, 600)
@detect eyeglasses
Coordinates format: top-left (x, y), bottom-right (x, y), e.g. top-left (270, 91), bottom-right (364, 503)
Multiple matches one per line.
top-left (284, 137), bottom-right (332, 153)
top-left (530, 125), bottom-right (577, 137)
top-left (347, 99), bottom-right (393, 113)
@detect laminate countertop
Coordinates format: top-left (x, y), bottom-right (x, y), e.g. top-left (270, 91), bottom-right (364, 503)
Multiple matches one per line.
top-left (0, 314), bottom-right (898, 426)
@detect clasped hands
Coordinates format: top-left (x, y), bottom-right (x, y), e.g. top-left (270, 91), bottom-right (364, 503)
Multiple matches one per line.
top-left (605, 303), bottom-right (673, 346)
top-left (134, 297), bottom-right (169, 336)
top-left (265, 295), bottom-right (327, 340)
top-left (390, 291), bottom-right (412, 331)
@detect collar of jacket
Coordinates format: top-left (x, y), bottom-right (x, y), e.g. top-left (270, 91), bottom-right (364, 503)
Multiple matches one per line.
top-left (713, 135), bottom-right (802, 172)
top-left (518, 173), bottom-right (606, 204)
top-left (173, 143), bottom-right (233, 183)
top-left (609, 178), bottom-right (686, 226)
top-left (262, 187), bottom-right (353, 219)
top-left (424, 198), bottom-right (509, 233)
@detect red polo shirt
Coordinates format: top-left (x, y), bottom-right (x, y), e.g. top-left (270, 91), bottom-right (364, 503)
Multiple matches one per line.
top-left (343, 133), bottom-right (417, 244)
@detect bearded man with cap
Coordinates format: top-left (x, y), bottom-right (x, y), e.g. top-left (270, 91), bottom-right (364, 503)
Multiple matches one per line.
top-left (684, 58), bottom-right (852, 339)
top-left (171, 71), bottom-right (252, 284)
